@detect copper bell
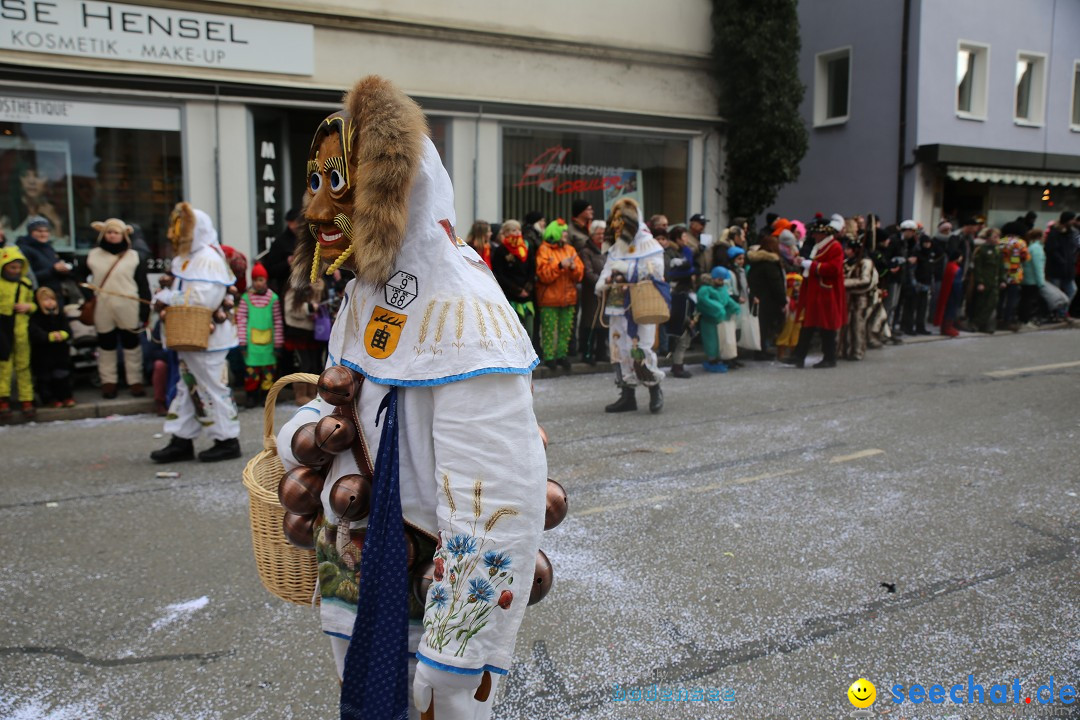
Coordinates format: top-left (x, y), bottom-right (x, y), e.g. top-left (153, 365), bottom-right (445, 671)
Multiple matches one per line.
top-left (317, 366), bottom-right (357, 406)
top-left (314, 413), bottom-right (359, 454)
top-left (412, 560), bottom-right (435, 606)
top-left (538, 424), bottom-right (549, 450)
top-left (528, 549), bottom-right (553, 605)
top-left (291, 422), bottom-right (332, 467)
top-left (544, 479), bottom-right (568, 530)
top-left (328, 473), bottom-right (372, 522)
top-left (278, 466), bottom-right (325, 516)
top-left (282, 511), bottom-right (318, 550)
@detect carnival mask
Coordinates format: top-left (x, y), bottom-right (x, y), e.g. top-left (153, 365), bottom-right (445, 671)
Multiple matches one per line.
top-left (167, 202), bottom-right (195, 257)
top-left (305, 113), bottom-right (355, 281)
top-left (290, 76), bottom-right (427, 290)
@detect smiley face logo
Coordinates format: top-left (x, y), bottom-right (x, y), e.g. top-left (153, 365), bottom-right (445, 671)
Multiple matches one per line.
top-left (847, 678), bottom-right (876, 708)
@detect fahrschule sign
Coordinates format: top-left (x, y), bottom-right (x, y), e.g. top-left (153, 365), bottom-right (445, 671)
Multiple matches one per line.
top-left (0, 0), bottom-right (314, 75)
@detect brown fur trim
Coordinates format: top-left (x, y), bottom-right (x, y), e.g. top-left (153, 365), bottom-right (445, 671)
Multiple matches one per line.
top-left (747, 249), bottom-right (781, 264)
top-left (289, 196), bottom-right (317, 290)
top-left (167, 202), bottom-right (196, 253)
top-left (345, 76), bottom-right (428, 287)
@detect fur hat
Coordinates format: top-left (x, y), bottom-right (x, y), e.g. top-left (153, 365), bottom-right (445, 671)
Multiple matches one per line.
top-left (291, 76), bottom-right (428, 289)
top-left (91, 218), bottom-right (134, 243)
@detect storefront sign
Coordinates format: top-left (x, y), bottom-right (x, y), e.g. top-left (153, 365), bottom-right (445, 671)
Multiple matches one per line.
top-left (251, 111), bottom-right (285, 254)
top-left (0, 0), bottom-right (314, 75)
top-left (0, 94), bottom-right (180, 130)
top-left (514, 145), bottom-right (632, 196)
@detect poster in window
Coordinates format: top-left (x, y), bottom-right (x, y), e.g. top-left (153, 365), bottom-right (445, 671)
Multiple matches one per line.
top-left (603, 170), bottom-right (643, 218)
top-left (0, 137), bottom-right (75, 250)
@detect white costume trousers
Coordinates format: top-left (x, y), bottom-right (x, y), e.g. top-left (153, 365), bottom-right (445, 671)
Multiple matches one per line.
top-left (607, 315), bottom-right (664, 387)
top-left (329, 637), bottom-right (500, 720)
top-left (163, 350), bottom-right (239, 441)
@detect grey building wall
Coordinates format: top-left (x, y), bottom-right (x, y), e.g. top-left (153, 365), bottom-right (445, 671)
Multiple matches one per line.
top-left (915, 0), bottom-right (1077, 155)
top-left (768, 0), bottom-right (906, 224)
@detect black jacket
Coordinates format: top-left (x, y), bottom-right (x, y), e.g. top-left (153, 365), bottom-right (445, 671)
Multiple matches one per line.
top-left (264, 226), bottom-right (298, 295)
top-left (491, 243), bottom-right (536, 303)
top-left (1045, 226), bottom-right (1078, 281)
top-left (747, 249), bottom-right (787, 335)
top-left (29, 310), bottom-right (72, 374)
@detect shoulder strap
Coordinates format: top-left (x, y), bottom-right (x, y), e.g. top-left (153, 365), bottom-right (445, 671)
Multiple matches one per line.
top-left (97, 249), bottom-right (129, 293)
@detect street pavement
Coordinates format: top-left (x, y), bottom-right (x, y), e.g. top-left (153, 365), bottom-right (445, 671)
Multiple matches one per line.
top-left (0, 327), bottom-right (1077, 720)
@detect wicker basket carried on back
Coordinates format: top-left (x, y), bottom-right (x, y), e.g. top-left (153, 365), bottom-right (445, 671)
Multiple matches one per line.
top-left (163, 304), bottom-right (214, 351)
top-left (242, 372), bottom-right (321, 605)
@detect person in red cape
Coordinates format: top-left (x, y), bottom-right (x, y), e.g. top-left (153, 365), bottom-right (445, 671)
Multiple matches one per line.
top-left (781, 214), bottom-right (847, 368)
top-left (934, 250), bottom-right (963, 336)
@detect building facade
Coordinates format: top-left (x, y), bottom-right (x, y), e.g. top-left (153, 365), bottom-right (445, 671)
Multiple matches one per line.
top-left (770, 0), bottom-right (1080, 228)
top-left (0, 0), bottom-right (722, 268)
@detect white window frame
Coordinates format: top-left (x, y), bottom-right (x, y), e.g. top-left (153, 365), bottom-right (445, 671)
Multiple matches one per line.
top-left (1070, 60), bottom-right (1080, 132)
top-left (956, 40), bottom-right (990, 121)
top-left (1014, 51), bottom-right (1047, 127)
top-left (813, 46), bottom-right (852, 127)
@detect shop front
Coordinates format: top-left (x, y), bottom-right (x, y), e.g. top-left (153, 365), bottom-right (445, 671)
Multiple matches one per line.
top-left (0, 94), bottom-right (183, 266)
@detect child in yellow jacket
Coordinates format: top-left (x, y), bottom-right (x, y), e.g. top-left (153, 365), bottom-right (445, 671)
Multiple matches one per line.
top-left (0, 246), bottom-right (37, 421)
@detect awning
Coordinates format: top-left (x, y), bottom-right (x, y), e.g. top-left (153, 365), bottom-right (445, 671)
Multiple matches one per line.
top-left (947, 165), bottom-right (1080, 188)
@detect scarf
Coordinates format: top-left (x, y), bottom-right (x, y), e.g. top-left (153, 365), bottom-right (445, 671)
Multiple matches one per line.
top-left (502, 234), bottom-right (528, 262)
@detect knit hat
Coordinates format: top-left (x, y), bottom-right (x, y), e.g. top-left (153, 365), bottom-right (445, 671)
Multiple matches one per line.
top-left (571, 199), bottom-right (591, 218)
top-left (829, 214), bottom-right (845, 233)
top-left (523, 210), bottom-right (545, 227)
top-left (710, 266), bottom-right (730, 281)
top-left (542, 219), bottom-right (568, 243)
top-left (899, 219), bottom-right (918, 231)
top-left (771, 218), bottom-right (792, 237)
top-left (778, 229), bottom-right (798, 247)
top-left (25, 215), bottom-right (51, 232)
top-left (727, 246), bottom-right (746, 259)
top-left (251, 262), bottom-right (268, 279)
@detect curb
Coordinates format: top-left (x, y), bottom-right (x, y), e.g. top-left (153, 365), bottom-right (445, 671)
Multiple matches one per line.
top-left (7, 322), bottom-right (1073, 424)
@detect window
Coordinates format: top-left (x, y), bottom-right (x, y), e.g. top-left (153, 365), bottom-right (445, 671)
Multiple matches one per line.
top-left (1071, 61), bottom-right (1080, 130)
top-left (0, 99), bottom-right (182, 262)
top-left (501, 126), bottom-right (688, 224)
top-left (814, 47), bottom-right (852, 126)
top-left (957, 41), bottom-right (989, 119)
top-left (1014, 52), bottom-right (1047, 126)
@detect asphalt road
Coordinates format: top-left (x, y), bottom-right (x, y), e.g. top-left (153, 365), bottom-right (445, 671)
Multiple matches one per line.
top-left (1, 328), bottom-right (1077, 720)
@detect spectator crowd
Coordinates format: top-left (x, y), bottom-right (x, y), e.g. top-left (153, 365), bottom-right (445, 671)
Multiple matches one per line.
top-left (1, 200), bottom-right (1077, 423)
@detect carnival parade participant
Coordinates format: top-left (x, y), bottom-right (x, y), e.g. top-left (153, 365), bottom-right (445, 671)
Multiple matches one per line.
top-left (272, 76), bottom-right (546, 720)
top-left (595, 197), bottom-right (667, 413)
top-left (781, 214), bottom-right (847, 369)
top-left (837, 238), bottom-right (877, 361)
top-left (84, 218), bottom-right (151, 398)
top-left (150, 203), bottom-right (241, 463)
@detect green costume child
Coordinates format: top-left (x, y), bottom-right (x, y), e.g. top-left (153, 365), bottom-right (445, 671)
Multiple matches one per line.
top-left (696, 266), bottom-right (741, 373)
top-left (236, 263), bottom-right (283, 407)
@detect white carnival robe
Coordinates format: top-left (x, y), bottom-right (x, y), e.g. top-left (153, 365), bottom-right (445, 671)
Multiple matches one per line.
top-left (278, 138), bottom-right (546, 719)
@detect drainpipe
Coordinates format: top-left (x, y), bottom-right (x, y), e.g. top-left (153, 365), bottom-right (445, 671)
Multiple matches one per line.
top-left (896, 0), bottom-right (912, 223)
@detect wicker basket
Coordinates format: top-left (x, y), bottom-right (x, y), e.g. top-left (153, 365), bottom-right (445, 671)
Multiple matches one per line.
top-left (628, 280), bottom-right (671, 325)
top-left (242, 372), bottom-right (321, 605)
top-left (164, 305), bottom-right (214, 351)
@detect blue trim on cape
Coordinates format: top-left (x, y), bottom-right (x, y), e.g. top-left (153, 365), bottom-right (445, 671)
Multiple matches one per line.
top-left (414, 652), bottom-right (509, 676)
top-left (336, 356), bottom-right (540, 388)
top-left (174, 275), bottom-right (235, 286)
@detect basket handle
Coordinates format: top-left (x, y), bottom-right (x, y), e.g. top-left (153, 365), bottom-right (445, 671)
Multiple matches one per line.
top-left (262, 372), bottom-right (321, 451)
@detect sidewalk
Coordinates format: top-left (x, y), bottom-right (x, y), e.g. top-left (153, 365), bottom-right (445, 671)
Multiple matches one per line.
top-left (6, 321), bottom-right (1073, 424)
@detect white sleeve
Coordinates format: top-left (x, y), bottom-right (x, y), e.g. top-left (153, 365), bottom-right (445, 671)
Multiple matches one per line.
top-left (416, 373), bottom-right (547, 676)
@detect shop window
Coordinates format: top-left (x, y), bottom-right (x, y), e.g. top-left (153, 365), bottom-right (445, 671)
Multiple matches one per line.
top-left (957, 41), bottom-right (989, 120)
top-left (1071, 61), bottom-right (1080, 131)
top-left (1014, 52), bottom-right (1047, 126)
top-left (501, 126), bottom-right (688, 226)
top-left (814, 47), bottom-right (851, 127)
top-left (0, 100), bottom-right (182, 267)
